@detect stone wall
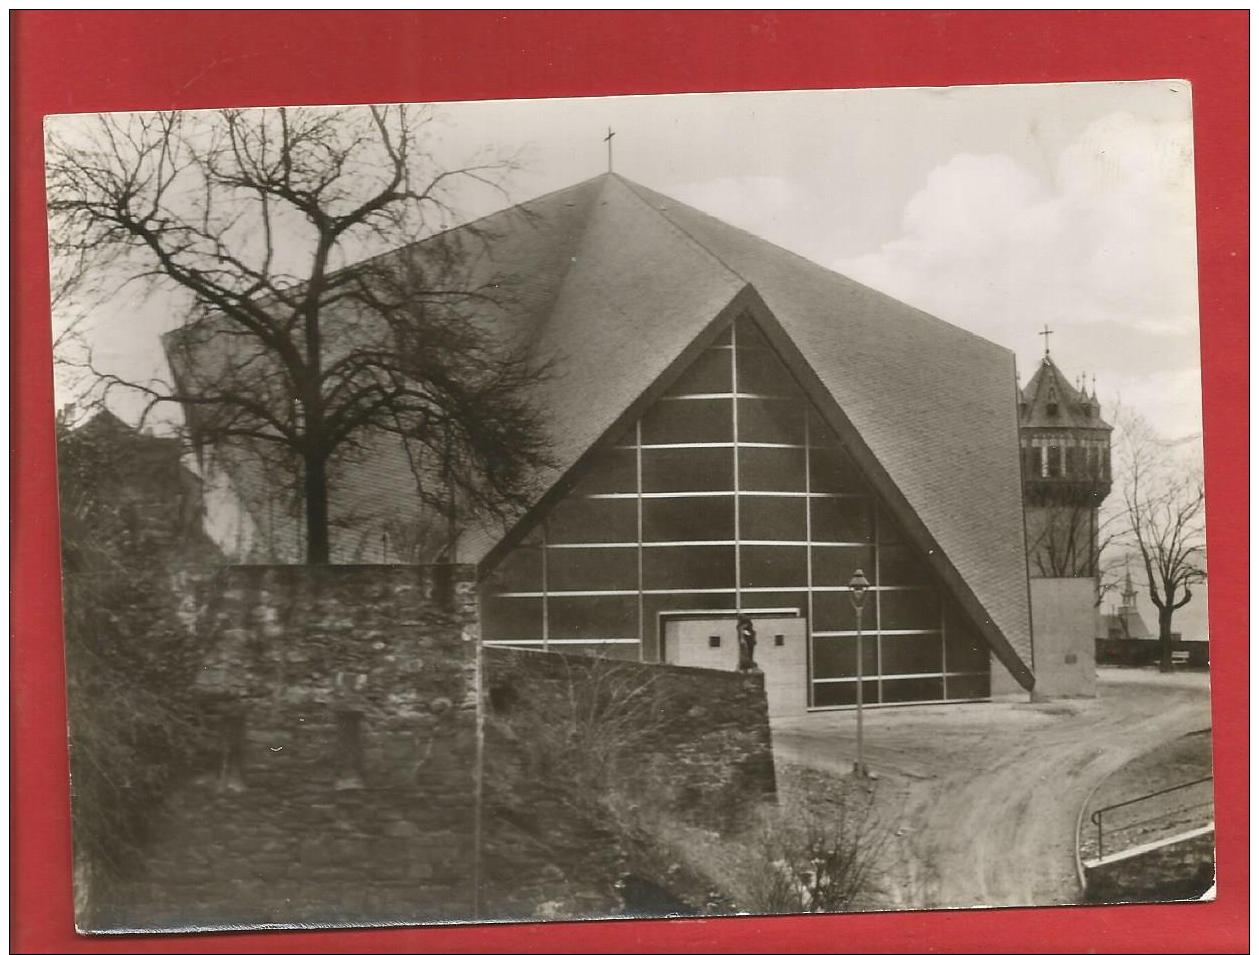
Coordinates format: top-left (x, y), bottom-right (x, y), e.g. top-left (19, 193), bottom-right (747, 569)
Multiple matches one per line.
top-left (96, 564), bottom-right (480, 932)
top-left (87, 567), bottom-right (780, 931)
top-left (479, 646), bottom-right (777, 920)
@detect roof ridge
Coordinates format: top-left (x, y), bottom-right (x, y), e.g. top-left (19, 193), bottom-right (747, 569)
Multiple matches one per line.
top-left (611, 174), bottom-right (748, 290)
top-left (327, 173), bottom-right (611, 281)
top-left (519, 176), bottom-right (616, 355)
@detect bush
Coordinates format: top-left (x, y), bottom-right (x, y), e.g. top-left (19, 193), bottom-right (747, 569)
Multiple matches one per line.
top-left (643, 771), bottom-right (894, 914)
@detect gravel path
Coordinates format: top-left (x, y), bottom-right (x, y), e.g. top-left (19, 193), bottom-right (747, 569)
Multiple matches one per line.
top-left (769, 668), bottom-right (1213, 910)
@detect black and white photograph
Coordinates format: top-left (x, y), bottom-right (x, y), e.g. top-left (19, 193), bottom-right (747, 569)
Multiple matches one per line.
top-left (45, 81), bottom-right (1213, 933)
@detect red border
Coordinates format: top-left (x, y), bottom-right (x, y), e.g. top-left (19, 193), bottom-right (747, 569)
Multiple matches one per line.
top-left (12, 12), bottom-right (1248, 953)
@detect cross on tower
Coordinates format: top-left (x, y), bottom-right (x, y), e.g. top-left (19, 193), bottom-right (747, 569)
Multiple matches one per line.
top-left (1038, 324), bottom-right (1054, 356)
top-left (604, 126), bottom-right (616, 173)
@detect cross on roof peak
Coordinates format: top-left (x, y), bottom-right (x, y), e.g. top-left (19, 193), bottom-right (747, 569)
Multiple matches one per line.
top-left (603, 126), bottom-right (616, 173)
top-left (1038, 324), bottom-right (1054, 356)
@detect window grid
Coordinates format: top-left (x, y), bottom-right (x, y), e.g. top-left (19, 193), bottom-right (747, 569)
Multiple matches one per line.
top-left (804, 406), bottom-right (815, 707)
top-left (482, 316), bottom-right (989, 704)
top-left (732, 319), bottom-right (742, 613)
top-left (874, 504), bottom-right (883, 704)
top-left (635, 419), bottom-right (645, 661)
top-left (540, 522), bottom-right (549, 650)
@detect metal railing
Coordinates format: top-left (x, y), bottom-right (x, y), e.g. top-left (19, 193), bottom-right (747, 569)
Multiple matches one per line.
top-left (1090, 775), bottom-right (1213, 861)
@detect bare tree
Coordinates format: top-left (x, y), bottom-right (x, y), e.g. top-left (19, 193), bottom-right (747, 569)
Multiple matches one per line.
top-left (46, 106), bottom-right (552, 563)
top-left (1112, 411), bottom-right (1207, 670)
top-left (1024, 497), bottom-right (1129, 610)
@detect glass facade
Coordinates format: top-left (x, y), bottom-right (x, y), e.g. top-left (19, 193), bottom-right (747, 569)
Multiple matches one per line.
top-left (480, 314), bottom-right (991, 707)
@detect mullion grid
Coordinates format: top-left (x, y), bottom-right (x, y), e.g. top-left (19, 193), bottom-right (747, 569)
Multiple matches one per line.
top-left (941, 585), bottom-right (949, 700)
top-left (874, 504), bottom-right (883, 705)
top-left (487, 314), bottom-right (984, 703)
top-left (541, 520), bottom-right (549, 651)
top-left (804, 404), bottom-right (815, 708)
top-left (636, 419), bottom-right (645, 661)
top-left (732, 319), bottom-right (742, 614)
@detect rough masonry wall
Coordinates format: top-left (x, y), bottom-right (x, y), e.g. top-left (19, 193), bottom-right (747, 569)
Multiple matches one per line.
top-left (100, 564), bottom-right (480, 932)
top-left (92, 567), bottom-right (781, 931)
top-left (479, 646), bottom-right (777, 919)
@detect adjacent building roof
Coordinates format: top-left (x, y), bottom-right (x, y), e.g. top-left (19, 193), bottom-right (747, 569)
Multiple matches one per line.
top-left (173, 172), bottom-right (1036, 686)
top-left (58, 408), bottom-right (222, 563)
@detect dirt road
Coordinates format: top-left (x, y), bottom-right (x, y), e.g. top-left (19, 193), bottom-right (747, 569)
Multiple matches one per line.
top-left (770, 669), bottom-right (1213, 910)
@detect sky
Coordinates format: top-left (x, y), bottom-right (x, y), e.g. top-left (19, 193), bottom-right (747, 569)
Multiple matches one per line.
top-left (428, 80), bottom-right (1201, 443)
top-left (47, 80), bottom-right (1208, 636)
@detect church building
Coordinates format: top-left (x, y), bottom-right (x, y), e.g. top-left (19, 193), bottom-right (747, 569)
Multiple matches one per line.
top-left (175, 173), bottom-right (1041, 711)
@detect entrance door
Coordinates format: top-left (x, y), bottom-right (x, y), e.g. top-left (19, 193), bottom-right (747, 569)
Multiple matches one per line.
top-left (662, 614), bottom-right (807, 718)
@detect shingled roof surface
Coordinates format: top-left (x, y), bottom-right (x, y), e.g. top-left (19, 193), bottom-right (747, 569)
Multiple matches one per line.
top-left (614, 177), bottom-right (1032, 669)
top-left (179, 172), bottom-right (1034, 673)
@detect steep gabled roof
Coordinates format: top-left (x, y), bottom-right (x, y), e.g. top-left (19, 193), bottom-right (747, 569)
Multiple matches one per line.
top-left (455, 174), bottom-right (1031, 683)
top-left (177, 172), bottom-right (1035, 684)
top-left (615, 179), bottom-right (1032, 678)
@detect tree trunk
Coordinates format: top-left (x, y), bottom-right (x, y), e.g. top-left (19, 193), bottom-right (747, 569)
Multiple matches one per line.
top-left (304, 451), bottom-right (331, 565)
top-left (1158, 605), bottom-right (1175, 673)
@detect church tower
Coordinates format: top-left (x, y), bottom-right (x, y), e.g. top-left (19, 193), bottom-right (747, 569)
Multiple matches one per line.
top-left (1016, 329), bottom-right (1113, 698)
top-left (1018, 332), bottom-right (1112, 578)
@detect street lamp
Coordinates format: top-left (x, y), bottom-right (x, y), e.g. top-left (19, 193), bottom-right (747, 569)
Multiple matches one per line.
top-left (848, 568), bottom-right (871, 778)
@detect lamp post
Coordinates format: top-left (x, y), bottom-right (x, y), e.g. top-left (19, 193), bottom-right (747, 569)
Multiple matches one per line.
top-left (848, 568), bottom-right (871, 778)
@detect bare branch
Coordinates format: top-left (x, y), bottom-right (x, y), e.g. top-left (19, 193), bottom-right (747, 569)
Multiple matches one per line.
top-left (1107, 407), bottom-right (1207, 666)
top-left (47, 105), bottom-right (549, 564)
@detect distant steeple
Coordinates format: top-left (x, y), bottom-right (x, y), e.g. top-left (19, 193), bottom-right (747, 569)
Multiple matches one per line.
top-left (1120, 561), bottom-right (1138, 612)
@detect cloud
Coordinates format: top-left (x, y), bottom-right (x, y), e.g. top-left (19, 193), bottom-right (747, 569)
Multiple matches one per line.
top-left (837, 111), bottom-right (1201, 439)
